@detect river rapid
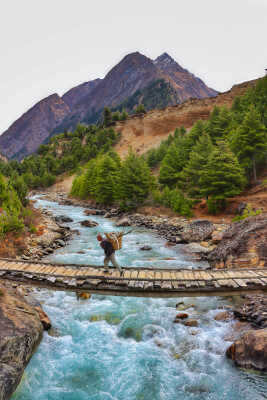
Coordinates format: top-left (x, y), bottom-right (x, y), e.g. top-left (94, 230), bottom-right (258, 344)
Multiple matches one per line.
top-left (12, 196), bottom-right (267, 400)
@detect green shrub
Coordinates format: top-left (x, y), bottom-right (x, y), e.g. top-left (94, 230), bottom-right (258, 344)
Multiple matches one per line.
top-left (153, 187), bottom-right (193, 217)
top-left (232, 204), bottom-right (262, 222)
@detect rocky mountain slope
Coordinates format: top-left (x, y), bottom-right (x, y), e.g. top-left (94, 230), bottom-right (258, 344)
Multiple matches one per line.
top-left (0, 52), bottom-right (217, 160)
top-left (0, 94), bottom-right (71, 160)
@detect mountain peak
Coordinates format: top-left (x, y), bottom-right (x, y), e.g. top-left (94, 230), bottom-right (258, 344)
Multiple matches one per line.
top-left (155, 52), bottom-right (174, 63)
top-left (154, 52), bottom-right (185, 73)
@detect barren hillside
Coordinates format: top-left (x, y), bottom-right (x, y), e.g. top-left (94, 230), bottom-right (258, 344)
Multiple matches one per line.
top-left (115, 79), bottom-right (258, 157)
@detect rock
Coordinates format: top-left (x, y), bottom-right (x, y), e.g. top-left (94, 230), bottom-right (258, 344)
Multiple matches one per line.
top-left (226, 329), bottom-right (267, 371)
top-left (165, 241), bottom-right (176, 247)
top-left (55, 215), bottom-right (73, 223)
top-left (77, 292), bottom-right (91, 300)
top-left (174, 313), bottom-right (189, 323)
top-left (140, 245), bottom-right (152, 251)
top-left (77, 250), bottom-right (86, 254)
top-left (115, 217), bottom-right (131, 227)
top-left (48, 327), bottom-right (60, 337)
top-left (233, 294), bottom-right (267, 328)
top-left (104, 212), bottom-right (112, 218)
top-left (183, 243), bottom-right (213, 254)
top-left (183, 319), bottom-right (198, 327)
top-left (208, 213), bottom-right (267, 268)
top-left (211, 230), bottom-right (224, 244)
top-left (181, 220), bottom-right (215, 243)
top-left (56, 239), bottom-right (65, 247)
top-left (44, 247), bottom-right (53, 253)
top-left (214, 311), bottom-right (233, 322)
top-left (0, 286), bottom-right (43, 399)
top-left (80, 219), bottom-right (99, 228)
top-left (34, 307), bottom-right (52, 330)
top-left (84, 209), bottom-right (105, 216)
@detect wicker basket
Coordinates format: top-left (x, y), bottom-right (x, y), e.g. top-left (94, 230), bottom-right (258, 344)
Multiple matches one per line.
top-left (105, 232), bottom-right (123, 250)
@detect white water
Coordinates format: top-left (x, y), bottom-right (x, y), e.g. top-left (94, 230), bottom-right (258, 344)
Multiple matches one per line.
top-left (12, 197), bottom-right (267, 400)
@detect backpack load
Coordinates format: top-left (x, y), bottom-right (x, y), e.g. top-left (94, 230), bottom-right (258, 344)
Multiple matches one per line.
top-left (105, 232), bottom-right (123, 250)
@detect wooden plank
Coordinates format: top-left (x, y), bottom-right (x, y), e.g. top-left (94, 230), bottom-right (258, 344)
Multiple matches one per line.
top-left (171, 280), bottom-right (180, 289)
top-left (110, 270), bottom-right (121, 279)
top-left (161, 281), bottom-right (172, 290)
top-left (172, 270), bottom-right (183, 281)
top-left (130, 270), bottom-right (139, 280)
top-left (145, 270), bottom-right (155, 280)
top-left (255, 270), bottom-right (267, 278)
top-left (138, 270), bottom-right (148, 280)
top-left (193, 271), bottom-right (205, 287)
top-left (234, 279), bottom-right (247, 287)
top-left (122, 270), bottom-right (132, 279)
top-left (154, 271), bottom-right (162, 280)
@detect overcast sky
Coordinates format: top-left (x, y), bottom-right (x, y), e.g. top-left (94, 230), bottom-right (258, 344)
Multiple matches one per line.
top-left (1, 0), bottom-right (266, 133)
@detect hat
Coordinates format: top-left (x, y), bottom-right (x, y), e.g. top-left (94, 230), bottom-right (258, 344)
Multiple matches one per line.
top-left (97, 233), bottom-right (103, 241)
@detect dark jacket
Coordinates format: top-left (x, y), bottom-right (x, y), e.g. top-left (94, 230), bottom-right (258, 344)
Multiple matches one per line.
top-left (100, 240), bottom-right (114, 257)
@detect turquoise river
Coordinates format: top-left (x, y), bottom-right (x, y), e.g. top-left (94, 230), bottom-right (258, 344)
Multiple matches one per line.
top-left (12, 196), bottom-right (267, 400)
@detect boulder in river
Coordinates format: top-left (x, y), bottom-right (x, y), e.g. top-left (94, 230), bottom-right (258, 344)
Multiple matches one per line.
top-left (140, 245), bottom-right (152, 251)
top-left (115, 217), bottom-right (131, 227)
top-left (173, 313), bottom-right (189, 323)
top-left (181, 220), bottom-right (215, 243)
top-left (226, 329), bottom-right (267, 371)
top-left (84, 209), bottom-right (106, 216)
top-left (80, 220), bottom-right (99, 228)
top-left (183, 319), bottom-right (198, 327)
top-left (55, 215), bottom-right (73, 223)
top-left (214, 311), bottom-right (233, 322)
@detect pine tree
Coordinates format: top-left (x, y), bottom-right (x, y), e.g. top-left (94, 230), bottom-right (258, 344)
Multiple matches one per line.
top-left (103, 107), bottom-right (113, 127)
top-left (230, 106), bottom-right (267, 180)
top-left (119, 150), bottom-right (152, 210)
top-left (159, 135), bottom-right (190, 187)
top-left (181, 132), bottom-right (214, 197)
top-left (94, 155), bottom-right (119, 205)
top-left (205, 106), bottom-right (232, 142)
top-left (199, 141), bottom-right (246, 212)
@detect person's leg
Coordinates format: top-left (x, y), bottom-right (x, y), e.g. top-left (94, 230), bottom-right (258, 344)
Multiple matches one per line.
top-left (110, 253), bottom-right (122, 273)
top-left (104, 255), bottom-right (110, 272)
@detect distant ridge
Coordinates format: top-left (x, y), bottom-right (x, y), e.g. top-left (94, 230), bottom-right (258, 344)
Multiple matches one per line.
top-left (0, 51), bottom-right (218, 160)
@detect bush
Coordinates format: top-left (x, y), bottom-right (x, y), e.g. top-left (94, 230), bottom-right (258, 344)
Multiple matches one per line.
top-left (232, 204), bottom-right (262, 222)
top-left (153, 187), bottom-right (193, 217)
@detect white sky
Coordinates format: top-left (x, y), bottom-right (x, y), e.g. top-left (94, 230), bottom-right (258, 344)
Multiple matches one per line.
top-left (1, 0), bottom-right (266, 133)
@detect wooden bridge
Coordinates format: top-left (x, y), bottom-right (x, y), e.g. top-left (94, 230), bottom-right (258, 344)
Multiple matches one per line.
top-left (0, 258), bottom-right (266, 298)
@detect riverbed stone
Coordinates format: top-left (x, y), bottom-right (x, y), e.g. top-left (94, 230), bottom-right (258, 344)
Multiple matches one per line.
top-left (214, 311), bottom-right (233, 322)
top-left (181, 220), bottom-right (215, 243)
top-left (140, 245), bottom-right (152, 251)
top-left (80, 219), bottom-right (99, 228)
top-left (183, 319), bottom-right (198, 327)
top-left (174, 313), bottom-right (189, 322)
top-left (55, 215), bottom-right (73, 223)
top-left (226, 329), bottom-right (267, 371)
top-left (115, 217), bottom-right (131, 227)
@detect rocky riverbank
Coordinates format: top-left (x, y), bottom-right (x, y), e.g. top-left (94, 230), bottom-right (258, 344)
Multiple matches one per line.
top-left (0, 285), bottom-right (50, 400)
top-left (19, 206), bottom-right (75, 262)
